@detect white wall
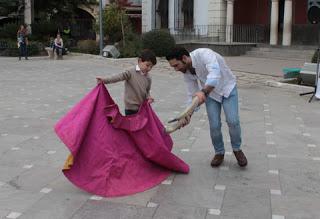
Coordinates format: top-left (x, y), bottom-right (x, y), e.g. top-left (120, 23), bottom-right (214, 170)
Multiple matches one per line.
top-left (142, 0), bottom-right (227, 34)
top-left (194, 0), bottom-right (208, 26)
top-left (208, 0), bottom-right (226, 25)
top-left (168, 0), bottom-right (175, 30)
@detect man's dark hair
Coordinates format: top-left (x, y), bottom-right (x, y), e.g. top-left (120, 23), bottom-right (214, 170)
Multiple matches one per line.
top-left (139, 49), bottom-right (157, 65)
top-left (166, 47), bottom-right (190, 61)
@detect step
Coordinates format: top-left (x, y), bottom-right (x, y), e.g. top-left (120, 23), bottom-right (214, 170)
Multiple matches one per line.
top-left (250, 47), bottom-right (316, 54)
top-left (246, 50), bottom-right (314, 57)
top-left (245, 51), bottom-right (313, 60)
top-left (255, 44), bottom-right (317, 50)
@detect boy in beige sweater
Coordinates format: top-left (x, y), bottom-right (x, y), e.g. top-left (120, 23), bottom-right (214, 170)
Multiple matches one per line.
top-left (96, 49), bottom-right (157, 115)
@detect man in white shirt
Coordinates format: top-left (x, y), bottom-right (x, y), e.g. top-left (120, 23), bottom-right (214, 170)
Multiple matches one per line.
top-left (166, 47), bottom-right (247, 167)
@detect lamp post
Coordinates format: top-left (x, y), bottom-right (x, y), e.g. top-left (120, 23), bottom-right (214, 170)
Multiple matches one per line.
top-left (99, 0), bottom-right (103, 56)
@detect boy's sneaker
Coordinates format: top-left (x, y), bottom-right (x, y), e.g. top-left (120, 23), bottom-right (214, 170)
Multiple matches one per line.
top-left (210, 154), bottom-right (224, 167)
top-left (233, 150), bottom-right (248, 167)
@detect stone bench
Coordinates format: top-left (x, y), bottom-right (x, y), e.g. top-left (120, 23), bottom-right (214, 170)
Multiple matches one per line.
top-left (45, 47), bottom-right (54, 59)
top-left (45, 47), bottom-right (64, 60)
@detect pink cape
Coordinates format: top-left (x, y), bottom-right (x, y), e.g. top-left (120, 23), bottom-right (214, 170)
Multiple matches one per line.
top-left (54, 83), bottom-right (189, 197)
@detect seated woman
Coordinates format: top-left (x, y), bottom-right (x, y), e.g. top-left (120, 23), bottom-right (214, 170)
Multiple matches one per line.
top-left (53, 33), bottom-right (64, 58)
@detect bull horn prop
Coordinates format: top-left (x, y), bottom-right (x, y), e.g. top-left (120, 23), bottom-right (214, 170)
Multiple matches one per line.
top-left (164, 96), bottom-right (199, 134)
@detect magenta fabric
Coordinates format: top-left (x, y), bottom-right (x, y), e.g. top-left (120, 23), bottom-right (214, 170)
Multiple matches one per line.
top-left (54, 83), bottom-right (189, 197)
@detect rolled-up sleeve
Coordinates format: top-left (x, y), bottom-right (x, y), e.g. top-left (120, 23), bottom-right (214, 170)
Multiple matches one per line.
top-left (204, 52), bottom-right (221, 87)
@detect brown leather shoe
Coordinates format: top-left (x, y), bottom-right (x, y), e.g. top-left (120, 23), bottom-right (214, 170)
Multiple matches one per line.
top-left (211, 154), bottom-right (224, 167)
top-left (233, 150), bottom-right (247, 167)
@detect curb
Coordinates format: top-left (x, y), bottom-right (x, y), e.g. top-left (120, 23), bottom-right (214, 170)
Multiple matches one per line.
top-left (68, 52), bottom-right (137, 62)
top-left (265, 80), bottom-right (314, 92)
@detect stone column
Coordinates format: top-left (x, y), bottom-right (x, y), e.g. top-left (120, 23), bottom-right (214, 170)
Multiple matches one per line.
top-left (282, 0), bottom-right (292, 46)
top-left (169, 0), bottom-right (175, 34)
top-left (270, 0), bottom-right (279, 45)
top-left (226, 0), bottom-right (234, 43)
top-left (141, 0), bottom-right (152, 32)
top-left (24, 0), bottom-right (33, 33)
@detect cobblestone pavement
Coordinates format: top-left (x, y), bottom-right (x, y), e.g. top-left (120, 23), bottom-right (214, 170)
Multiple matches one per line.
top-left (0, 55), bottom-right (320, 219)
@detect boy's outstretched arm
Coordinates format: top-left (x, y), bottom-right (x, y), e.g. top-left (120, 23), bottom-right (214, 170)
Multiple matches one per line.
top-left (96, 70), bottom-right (131, 84)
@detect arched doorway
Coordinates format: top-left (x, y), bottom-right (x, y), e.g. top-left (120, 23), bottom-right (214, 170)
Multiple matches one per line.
top-left (71, 8), bottom-right (96, 40)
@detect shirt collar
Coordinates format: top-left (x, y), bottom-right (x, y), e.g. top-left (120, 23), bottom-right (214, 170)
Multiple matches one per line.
top-left (190, 52), bottom-right (196, 68)
top-left (136, 65), bottom-right (148, 76)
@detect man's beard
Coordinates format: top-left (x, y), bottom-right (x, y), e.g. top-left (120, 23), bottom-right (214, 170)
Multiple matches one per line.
top-left (181, 60), bottom-right (189, 73)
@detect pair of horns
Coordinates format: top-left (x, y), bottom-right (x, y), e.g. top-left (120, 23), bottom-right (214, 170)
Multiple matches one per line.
top-left (164, 96), bottom-right (199, 134)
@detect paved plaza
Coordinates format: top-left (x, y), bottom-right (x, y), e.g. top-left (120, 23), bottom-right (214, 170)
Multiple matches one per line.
top-left (0, 54), bottom-right (320, 219)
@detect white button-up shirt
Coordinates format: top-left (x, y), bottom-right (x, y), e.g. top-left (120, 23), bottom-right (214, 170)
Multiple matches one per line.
top-left (184, 48), bottom-right (236, 103)
top-left (136, 65), bottom-right (148, 76)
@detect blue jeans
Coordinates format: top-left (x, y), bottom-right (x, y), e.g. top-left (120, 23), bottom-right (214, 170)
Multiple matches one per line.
top-left (19, 43), bottom-right (27, 59)
top-left (205, 86), bottom-right (242, 154)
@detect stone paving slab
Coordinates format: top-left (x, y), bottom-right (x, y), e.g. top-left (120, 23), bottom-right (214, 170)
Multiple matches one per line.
top-left (70, 201), bottom-right (156, 219)
top-left (271, 195), bottom-right (320, 219)
top-left (0, 55), bottom-right (320, 219)
top-left (152, 202), bottom-right (207, 219)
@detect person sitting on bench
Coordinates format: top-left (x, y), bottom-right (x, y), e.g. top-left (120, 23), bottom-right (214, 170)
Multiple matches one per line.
top-left (53, 33), bottom-right (64, 58)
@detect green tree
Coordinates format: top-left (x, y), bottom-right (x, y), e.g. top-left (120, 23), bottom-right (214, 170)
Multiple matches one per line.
top-left (100, 1), bottom-right (142, 57)
top-left (102, 3), bottom-right (131, 43)
top-left (34, 0), bottom-right (97, 18)
top-left (0, 0), bottom-right (23, 18)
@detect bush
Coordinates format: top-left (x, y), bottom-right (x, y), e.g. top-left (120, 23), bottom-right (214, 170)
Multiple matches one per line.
top-left (312, 50), bottom-right (318, 63)
top-left (0, 23), bottom-right (19, 39)
top-left (75, 40), bottom-right (99, 55)
top-left (0, 40), bottom-right (42, 57)
top-left (27, 41), bottom-right (43, 56)
top-left (119, 33), bottom-right (142, 58)
top-left (142, 29), bottom-right (175, 57)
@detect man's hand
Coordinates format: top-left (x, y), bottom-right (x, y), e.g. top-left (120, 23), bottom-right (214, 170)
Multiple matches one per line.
top-left (193, 91), bottom-right (206, 105)
top-left (147, 97), bottom-right (154, 104)
top-left (179, 114), bottom-right (191, 128)
top-left (96, 77), bottom-right (105, 84)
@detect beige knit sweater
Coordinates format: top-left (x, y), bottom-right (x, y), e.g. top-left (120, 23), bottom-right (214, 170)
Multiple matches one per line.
top-left (104, 67), bottom-right (151, 111)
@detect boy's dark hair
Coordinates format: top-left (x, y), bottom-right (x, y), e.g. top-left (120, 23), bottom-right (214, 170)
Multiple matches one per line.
top-left (166, 47), bottom-right (190, 61)
top-left (139, 49), bottom-right (157, 65)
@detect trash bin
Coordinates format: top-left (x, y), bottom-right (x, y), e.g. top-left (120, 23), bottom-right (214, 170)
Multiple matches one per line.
top-left (282, 67), bottom-right (301, 79)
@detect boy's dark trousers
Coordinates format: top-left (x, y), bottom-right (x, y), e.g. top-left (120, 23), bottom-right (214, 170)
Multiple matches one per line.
top-left (125, 109), bottom-right (138, 116)
top-left (19, 43), bottom-right (28, 60)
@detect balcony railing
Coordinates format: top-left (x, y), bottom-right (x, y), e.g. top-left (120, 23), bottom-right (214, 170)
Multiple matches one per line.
top-left (167, 25), bottom-right (269, 44)
top-left (143, 24), bottom-right (318, 45)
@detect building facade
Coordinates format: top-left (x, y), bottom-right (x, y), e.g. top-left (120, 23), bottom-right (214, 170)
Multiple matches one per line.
top-left (142, 0), bottom-right (317, 45)
top-left (22, 0), bottom-right (142, 38)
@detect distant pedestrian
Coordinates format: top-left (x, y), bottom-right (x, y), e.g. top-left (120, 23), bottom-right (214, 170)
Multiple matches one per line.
top-left (17, 24), bottom-right (28, 60)
top-left (166, 47), bottom-right (248, 167)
